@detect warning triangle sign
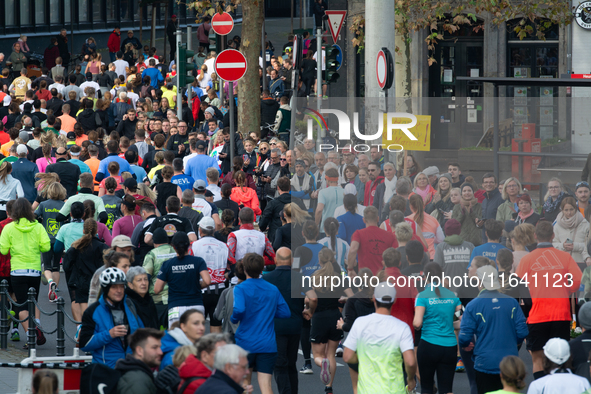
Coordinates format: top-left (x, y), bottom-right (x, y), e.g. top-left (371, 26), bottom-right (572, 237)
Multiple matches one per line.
top-left (325, 11), bottom-right (347, 43)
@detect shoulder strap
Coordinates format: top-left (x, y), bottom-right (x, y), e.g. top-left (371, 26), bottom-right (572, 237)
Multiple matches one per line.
top-left (178, 376), bottom-right (207, 394)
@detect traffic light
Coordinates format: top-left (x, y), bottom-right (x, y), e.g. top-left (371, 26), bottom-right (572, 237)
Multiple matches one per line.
top-left (325, 46), bottom-right (340, 84)
top-left (178, 43), bottom-right (196, 86)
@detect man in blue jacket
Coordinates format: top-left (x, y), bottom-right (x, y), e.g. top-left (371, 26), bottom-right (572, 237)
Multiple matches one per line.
top-left (141, 59), bottom-right (164, 88)
top-left (79, 268), bottom-right (144, 368)
top-left (231, 253), bottom-right (291, 394)
top-left (478, 173), bottom-right (504, 243)
top-left (459, 265), bottom-right (528, 394)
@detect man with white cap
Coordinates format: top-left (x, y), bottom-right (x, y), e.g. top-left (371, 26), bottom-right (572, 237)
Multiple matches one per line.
top-left (343, 282), bottom-right (417, 393)
top-left (192, 179), bottom-right (221, 230)
top-left (459, 265), bottom-right (528, 393)
top-left (423, 166), bottom-right (440, 189)
top-left (527, 338), bottom-right (590, 392)
top-left (190, 216), bottom-right (233, 334)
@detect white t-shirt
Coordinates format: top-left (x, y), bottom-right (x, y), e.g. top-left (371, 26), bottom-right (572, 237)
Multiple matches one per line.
top-left (313, 50), bottom-right (326, 71)
top-left (192, 197), bottom-right (212, 217)
top-left (526, 370), bottom-right (589, 394)
top-left (204, 58), bottom-right (215, 78)
top-left (113, 59), bottom-right (130, 79)
top-left (79, 81), bottom-right (101, 98)
top-left (127, 91), bottom-right (139, 109)
top-left (344, 313), bottom-right (414, 394)
top-left (333, 204), bottom-right (366, 219)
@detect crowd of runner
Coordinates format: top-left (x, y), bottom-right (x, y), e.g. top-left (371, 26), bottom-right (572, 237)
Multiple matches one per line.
top-left (3, 19), bottom-right (591, 394)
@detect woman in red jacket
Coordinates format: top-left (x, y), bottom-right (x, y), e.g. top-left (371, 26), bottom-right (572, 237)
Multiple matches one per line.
top-left (177, 333), bottom-right (229, 394)
top-left (230, 171), bottom-right (261, 218)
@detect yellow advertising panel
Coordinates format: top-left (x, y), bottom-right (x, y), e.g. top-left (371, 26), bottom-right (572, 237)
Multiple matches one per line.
top-left (382, 114), bottom-right (432, 151)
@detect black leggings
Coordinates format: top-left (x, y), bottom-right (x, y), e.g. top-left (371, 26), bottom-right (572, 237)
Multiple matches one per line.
top-left (417, 339), bottom-right (456, 394)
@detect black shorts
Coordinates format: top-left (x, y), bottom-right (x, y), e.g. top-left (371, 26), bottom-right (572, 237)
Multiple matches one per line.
top-left (526, 321), bottom-right (571, 352)
top-left (11, 275), bottom-right (40, 313)
top-left (42, 244), bottom-right (62, 272)
top-left (202, 291), bottom-right (222, 327)
top-left (75, 286), bottom-right (90, 304)
top-left (310, 309), bottom-right (343, 344)
top-left (247, 352), bottom-right (277, 375)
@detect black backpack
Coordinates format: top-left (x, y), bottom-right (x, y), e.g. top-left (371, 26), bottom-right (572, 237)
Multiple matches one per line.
top-left (80, 363), bottom-right (121, 394)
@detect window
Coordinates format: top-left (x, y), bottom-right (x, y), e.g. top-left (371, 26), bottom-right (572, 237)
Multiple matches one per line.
top-left (36, 0), bottom-right (46, 24)
top-left (5, 0), bottom-right (16, 26)
top-left (21, 0), bottom-right (32, 25)
top-left (79, 0), bottom-right (88, 22)
top-left (50, 0), bottom-right (60, 24)
top-left (65, 0), bottom-right (71, 23)
top-left (107, 0), bottom-right (116, 21)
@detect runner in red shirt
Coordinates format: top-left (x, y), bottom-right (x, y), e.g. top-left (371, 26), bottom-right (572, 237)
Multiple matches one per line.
top-left (347, 206), bottom-right (398, 276)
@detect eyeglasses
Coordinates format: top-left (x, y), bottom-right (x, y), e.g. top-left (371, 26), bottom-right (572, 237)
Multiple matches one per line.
top-left (179, 125), bottom-right (187, 128)
top-left (280, 158), bottom-right (287, 161)
top-left (506, 184), bottom-right (518, 189)
top-left (548, 186), bottom-right (561, 190)
top-left (270, 143), bottom-right (277, 146)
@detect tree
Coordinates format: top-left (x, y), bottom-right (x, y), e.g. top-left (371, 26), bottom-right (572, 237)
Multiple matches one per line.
top-left (188, 0), bottom-right (263, 134)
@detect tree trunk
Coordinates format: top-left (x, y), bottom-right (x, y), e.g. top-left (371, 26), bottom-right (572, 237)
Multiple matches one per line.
top-left (237, 0), bottom-right (264, 135)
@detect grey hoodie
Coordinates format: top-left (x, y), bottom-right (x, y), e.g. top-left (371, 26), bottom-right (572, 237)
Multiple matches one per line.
top-left (433, 234), bottom-right (475, 291)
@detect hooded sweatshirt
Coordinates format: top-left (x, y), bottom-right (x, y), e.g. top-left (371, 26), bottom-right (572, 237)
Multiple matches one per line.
top-left (433, 235), bottom-right (475, 291)
top-left (115, 354), bottom-right (156, 394)
top-left (177, 354), bottom-right (213, 394)
top-left (160, 327), bottom-right (194, 370)
top-left (0, 218), bottom-right (51, 272)
top-left (363, 176), bottom-right (384, 206)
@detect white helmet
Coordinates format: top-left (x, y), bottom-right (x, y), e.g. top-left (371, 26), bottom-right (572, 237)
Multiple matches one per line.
top-left (99, 267), bottom-right (127, 289)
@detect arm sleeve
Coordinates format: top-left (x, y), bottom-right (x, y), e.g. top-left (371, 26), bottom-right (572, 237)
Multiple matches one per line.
top-left (0, 228), bottom-right (10, 256)
top-left (342, 318), bottom-right (359, 351)
top-left (274, 291), bottom-right (291, 319)
top-left (458, 305), bottom-right (476, 348)
top-left (213, 289), bottom-right (228, 322)
top-left (112, 219), bottom-right (122, 238)
top-left (230, 285), bottom-right (245, 324)
top-left (272, 228), bottom-right (282, 251)
top-left (342, 299), bottom-right (357, 332)
top-left (80, 314), bottom-right (115, 351)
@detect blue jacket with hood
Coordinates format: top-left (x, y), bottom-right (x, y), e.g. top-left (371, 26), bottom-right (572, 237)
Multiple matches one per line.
top-left (159, 327), bottom-right (194, 370)
top-left (459, 290), bottom-right (529, 374)
top-left (79, 294), bottom-right (144, 368)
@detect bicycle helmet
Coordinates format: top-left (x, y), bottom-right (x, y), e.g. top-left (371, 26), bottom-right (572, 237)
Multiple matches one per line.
top-left (99, 267), bottom-right (127, 289)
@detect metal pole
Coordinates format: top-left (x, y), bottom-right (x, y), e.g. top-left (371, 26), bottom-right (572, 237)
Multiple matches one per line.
top-left (493, 84), bottom-right (500, 179)
top-left (291, 0), bottom-right (294, 34)
top-left (70, 3), bottom-right (74, 59)
top-left (0, 280), bottom-right (7, 350)
top-left (219, 39), bottom-right (225, 105)
top-left (187, 26), bottom-right (193, 114)
top-left (303, 0), bottom-right (307, 30)
top-left (164, 2), bottom-right (169, 62)
top-left (290, 71), bottom-right (299, 150)
top-left (262, 21), bottom-right (267, 91)
top-left (316, 28), bottom-right (322, 151)
top-left (27, 288), bottom-right (36, 357)
top-left (229, 81), bottom-right (235, 165)
top-left (56, 298), bottom-right (65, 357)
top-left (300, 0), bottom-right (302, 29)
top-left (151, 6), bottom-right (157, 48)
top-left (176, 30), bottom-right (182, 119)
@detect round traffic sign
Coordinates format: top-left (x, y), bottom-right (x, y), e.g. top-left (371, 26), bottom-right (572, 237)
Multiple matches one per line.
top-left (214, 49), bottom-right (248, 82)
top-left (211, 12), bottom-right (234, 36)
top-left (376, 50), bottom-right (387, 89)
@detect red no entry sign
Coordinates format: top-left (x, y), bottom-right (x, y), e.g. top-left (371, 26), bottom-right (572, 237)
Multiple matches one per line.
top-left (211, 12), bottom-right (234, 36)
top-left (214, 49), bottom-right (248, 81)
top-left (376, 50), bottom-right (387, 89)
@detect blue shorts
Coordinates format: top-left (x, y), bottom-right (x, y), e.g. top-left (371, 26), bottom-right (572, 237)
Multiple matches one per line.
top-left (247, 352), bottom-right (278, 375)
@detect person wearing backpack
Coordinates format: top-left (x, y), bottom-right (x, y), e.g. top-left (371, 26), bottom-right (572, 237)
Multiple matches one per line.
top-left (115, 328), bottom-right (164, 394)
top-left (79, 267), bottom-right (145, 368)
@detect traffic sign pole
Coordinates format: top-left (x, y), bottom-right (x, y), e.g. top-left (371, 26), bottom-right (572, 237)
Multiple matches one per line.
top-left (230, 81), bottom-right (235, 165)
top-left (176, 30), bottom-right (182, 119)
top-left (316, 27), bottom-right (322, 151)
top-left (187, 26), bottom-right (192, 112)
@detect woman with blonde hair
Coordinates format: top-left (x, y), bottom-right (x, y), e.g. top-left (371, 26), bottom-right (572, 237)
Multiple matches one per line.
top-left (540, 177), bottom-right (569, 223)
top-left (85, 53), bottom-right (101, 81)
top-left (198, 64), bottom-right (211, 89)
top-left (553, 196), bottom-right (591, 271)
top-left (0, 162), bottom-right (23, 220)
top-left (425, 173), bottom-right (454, 228)
top-left (36, 142), bottom-right (56, 173)
top-left (412, 172), bottom-right (436, 206)
top-left (496, 177), bottom-right (524, 222)
top-left (452, 182), bottom-right (482, 247)
top-left (509, 223), bottom-right (536, 272)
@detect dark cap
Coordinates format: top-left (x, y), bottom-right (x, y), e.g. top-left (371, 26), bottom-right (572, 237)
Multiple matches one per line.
top-left (85, 71), bottom-right (93, 80)
top-left (443, 219), bottom-right (461, 236)
top-left (204, 189), bottom-right (214, 197)
top-left (66, 132), bottom-right (76, 140)
top-left (196, 140), bottom-right (207, 150)
top-left (123, 177), bottom-right (138, 191)
top-left (23, 102), bottom-right (32, 111)
top-left (152, 228), bottom-right (169, 244)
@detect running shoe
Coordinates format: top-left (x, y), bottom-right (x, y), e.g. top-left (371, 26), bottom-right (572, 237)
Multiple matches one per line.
top-left (40, 275), bottom-right (48, 285)
top-left (36, 327), bottom-right (46, 346)
top-left (320, 358), bottom-right (330, 385)
top-left (10, 329), bottom-right (19, 342)
top-left (74, 325), bottom-right (82, 343)
top-left (335, 344), bottom-right (343, 357)
top-left (456, 357), bottom-right (465, 372)
top-left (48, 282), bottom-right (57, 302)
top-left (324, 386), bottom-right (333, 394)
top-left (299, 364), bottom-right (313, 374)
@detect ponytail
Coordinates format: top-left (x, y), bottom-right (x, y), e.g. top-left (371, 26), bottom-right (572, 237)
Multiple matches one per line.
top-left (0, 162), bottom-right (11, 184)
top-left (72, 219), bottom-right (97, 250)
top-left (323, 217), bottom-right (339, 252)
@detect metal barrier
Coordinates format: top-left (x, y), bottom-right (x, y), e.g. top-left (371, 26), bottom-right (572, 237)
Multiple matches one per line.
top-left (0, 348), bottom-right (91, 394)
top-left (0, 280), bottom-right (81, 357)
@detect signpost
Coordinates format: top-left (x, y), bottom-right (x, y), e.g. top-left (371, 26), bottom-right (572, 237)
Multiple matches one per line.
top-left (377, 48), bottom-right (394, 162)
top-left (211, 12), bottom-right (234, 36)
top-left (214, 49), bottom-right (248, 164)
top-left (325, 10), bottom-right (347, 43)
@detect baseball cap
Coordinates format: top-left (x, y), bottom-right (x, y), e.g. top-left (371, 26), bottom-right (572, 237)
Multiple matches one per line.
top-left (343, 184), bottom-right (357, 196)
top-left (85, 71), bottom-right (93, 80)
top-left (374, 282), bottom-right (397, 304)
top-left (193, 179), bottom-right (207, 192)
top-left (476, 266), bottom-right (501, 291)
top-left (16, 144), bottom-right (28, 155)
top-left (66, 132), bottom-right (76, 140)
top-left (123, 177), bottom-right (138, 191)
top-left (2, 95), bottom-right (11, 106)
top-left (18, 130), bottom-right (29, 142)
top-left (152, 228), bottom-right (169, 245)
top-left (204, 189), bottom-right (214, 198)
top-left (543, 338), bottom-right (570, 365)
top-left (196, 140), bottom-right (207, 150)
top-left (198, 216), bottom-right (215, 230)
top-left (171, 14), bottom-right (177, 18)
top-left (111, 235), bottom-right (134, 248)
top-left (423, 166), bottom-right (440, 177)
